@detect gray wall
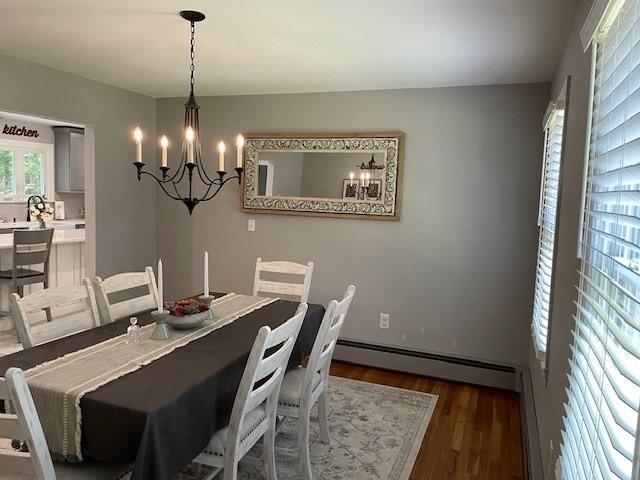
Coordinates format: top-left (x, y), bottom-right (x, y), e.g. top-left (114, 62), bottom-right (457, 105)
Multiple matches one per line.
top-left (0, 54), bottom-right (157, 276)
top-left (156, 84), bottom-right (548, 365)
top-left (528, 1), bottom-right (592, 476)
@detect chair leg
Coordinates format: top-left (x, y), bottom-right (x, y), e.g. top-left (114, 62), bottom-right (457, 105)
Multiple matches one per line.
top-left (264, 417), bottom-right (278, 480)
top-left (318, 388), bottom-right (330, 444)
top-left (43, 279), bottom-right (52, 322)
top-left (298, 406), bottom-right (313, 480)
top-left (222, 461), bottom-right (237, 480)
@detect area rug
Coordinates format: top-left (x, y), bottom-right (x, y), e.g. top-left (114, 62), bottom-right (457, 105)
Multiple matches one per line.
top-left (180, 376), bottom-right (438, 480)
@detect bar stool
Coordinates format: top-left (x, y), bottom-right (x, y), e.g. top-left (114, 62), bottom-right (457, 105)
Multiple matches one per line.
top-left (0, 228), bottom-right (54, 297)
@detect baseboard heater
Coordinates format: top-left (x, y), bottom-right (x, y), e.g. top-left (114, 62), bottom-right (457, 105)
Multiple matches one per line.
top-left (334, 339), bottom-right (518, 390)
top-left (334, 339), bottom-right (543, 480)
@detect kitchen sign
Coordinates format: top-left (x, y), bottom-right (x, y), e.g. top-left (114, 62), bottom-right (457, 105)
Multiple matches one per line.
top-left (2, 124), bottom-right (40, 138)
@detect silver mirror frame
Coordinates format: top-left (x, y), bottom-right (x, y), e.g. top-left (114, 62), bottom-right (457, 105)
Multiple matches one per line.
top-left (241, 132), bottom-right (404, 220)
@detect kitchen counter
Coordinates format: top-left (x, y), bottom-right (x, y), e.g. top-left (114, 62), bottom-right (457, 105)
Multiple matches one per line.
top-left (0, 228), bottom-right (85, 249)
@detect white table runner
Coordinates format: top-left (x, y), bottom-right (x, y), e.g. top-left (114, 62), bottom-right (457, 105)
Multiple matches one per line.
top-left (24, 293), bottom-right (277, 461)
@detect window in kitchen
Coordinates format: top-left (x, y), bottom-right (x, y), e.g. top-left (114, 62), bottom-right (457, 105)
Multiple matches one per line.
top-left (0, 140), bottom-right (53, 201)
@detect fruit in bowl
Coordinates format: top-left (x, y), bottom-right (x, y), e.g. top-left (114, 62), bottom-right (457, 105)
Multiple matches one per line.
top-left (165, 298), bottom-right (210, 316)
top-left (164, 298), bottom-right (212, 329)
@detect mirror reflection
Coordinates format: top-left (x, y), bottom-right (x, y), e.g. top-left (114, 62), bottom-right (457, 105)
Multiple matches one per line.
top-left (256, 151), bottom-right (385, 201)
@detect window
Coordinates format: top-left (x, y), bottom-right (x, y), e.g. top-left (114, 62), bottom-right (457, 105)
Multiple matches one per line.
top-left (561, 1), bottom-right (640, 478)
top-left (532, 106), bottom-right (565, 363)
top-left (0, 140), bottom-right (53, 201)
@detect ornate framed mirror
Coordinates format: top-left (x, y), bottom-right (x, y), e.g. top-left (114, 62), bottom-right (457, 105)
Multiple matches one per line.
top-left (241, 132), bottom-right (404, 220)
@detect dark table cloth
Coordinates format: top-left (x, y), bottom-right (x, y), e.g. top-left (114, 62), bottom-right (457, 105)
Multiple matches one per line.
top-left (0, 296), bottom-right (324, 480)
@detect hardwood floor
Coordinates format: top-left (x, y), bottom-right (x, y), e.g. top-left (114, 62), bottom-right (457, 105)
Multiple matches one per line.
top-left (330, 361), bottom-right (524, 480)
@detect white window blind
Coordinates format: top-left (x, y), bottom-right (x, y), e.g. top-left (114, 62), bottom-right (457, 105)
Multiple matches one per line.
top-left (532, 107), bottom-right (565, 360)
top-left (561, 1), bottom-right (640, 479)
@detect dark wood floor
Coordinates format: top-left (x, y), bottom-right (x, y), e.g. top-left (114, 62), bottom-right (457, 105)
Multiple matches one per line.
top-left (330, 361), bottom-right (524, 480)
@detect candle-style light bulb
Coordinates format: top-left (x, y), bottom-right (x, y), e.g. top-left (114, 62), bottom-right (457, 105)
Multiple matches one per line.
top-left (133, 127), bottom-right (143, 163)
top-left (236, 134), bottom-right (244, 168)
top-left (218, 141), bottom-right (226, 172)
top-left (185, 126), bottom-right (195, 164)
top-left (349, 171), bottom-right (354, 186)
top-left (160, 135), bottom-right (169, 168)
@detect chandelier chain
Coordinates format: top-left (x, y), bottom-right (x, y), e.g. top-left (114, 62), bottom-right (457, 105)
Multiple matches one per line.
top-left (190, 21), bottom-right (196, 94)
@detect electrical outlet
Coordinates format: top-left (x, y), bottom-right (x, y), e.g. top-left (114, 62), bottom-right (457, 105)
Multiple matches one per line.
top-left (401, 333), bottom-right (407, 341)
top-left (380, 313), bottom-right (390, 329)
top-left (420, 327), bottom-right (425, 334)
top-left (248, 219), bottom-right (255, 232)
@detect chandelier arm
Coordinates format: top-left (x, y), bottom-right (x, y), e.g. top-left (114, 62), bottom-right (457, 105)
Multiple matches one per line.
top-left (170, 180), bottom-right (183, 200)
top-left (200, 174), bottom-right (241, 202)
top-left (138, 171), bottom-right (183, 201)
top-left (173, 159), bottom-right (189, 184)
top-left (194, 160), bottom-right (217, 185)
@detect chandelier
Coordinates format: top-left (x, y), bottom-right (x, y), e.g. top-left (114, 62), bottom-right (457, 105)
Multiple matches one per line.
top-left (131, 10), bottom-right (243, 215)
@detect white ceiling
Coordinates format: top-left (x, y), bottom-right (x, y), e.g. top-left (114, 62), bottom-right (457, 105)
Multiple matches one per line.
top-left (0, 0), bottom-right (578, 98)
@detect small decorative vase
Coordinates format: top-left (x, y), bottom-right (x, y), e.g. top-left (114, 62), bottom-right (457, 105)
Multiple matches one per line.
top-left (37, 217), bottom-right (46, 229)
top-left (151, 310), bottom-right (170, 340)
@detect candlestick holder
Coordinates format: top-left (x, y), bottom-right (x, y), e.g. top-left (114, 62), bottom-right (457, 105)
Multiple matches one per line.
top-left (151, 310), bottom-right (171, 340)
top-left (199, 294), bottom-right (215, 320)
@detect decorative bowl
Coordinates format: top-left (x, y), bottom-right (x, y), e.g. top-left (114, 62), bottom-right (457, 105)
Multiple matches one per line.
top-left (166, 310), bottom-right (210, 330)
top-left (164, 296), bottom-right (214, 330)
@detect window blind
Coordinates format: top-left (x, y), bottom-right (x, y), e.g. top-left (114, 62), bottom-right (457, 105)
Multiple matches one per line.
top-left (561, 1), bottom-right (640, 478)
top-left (532, 107), bottom-right (565, 360)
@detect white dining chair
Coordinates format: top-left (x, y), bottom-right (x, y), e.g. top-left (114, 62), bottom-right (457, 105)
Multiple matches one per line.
top-left (252, 258), bottom-right (314, 303)
top-left (93, 267), bottom-right (159, 324)
top-left (9, 279), bottom-right (101, 349)
top-left (277, 285), bottom-right (356, 480)
top-left (193, 303), bottom-right (308, 480)
top-left (0, 367), bottom-right (132, 480)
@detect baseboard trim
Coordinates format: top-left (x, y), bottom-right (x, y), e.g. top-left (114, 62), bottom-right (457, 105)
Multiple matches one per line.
top-left (334, 339), bottom-right (518, 390)
top-left (333, 340), bottom-right (543, 480)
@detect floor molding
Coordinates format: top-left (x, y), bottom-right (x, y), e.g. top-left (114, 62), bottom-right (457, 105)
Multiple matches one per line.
top-left (333, 339), bottom-right (543, 480)
top-left (335, 339), bottom-right (518, 390)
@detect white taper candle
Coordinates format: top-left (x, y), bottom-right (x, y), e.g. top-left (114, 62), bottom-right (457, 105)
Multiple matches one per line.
top-left (236, 134), bottom-right (244, 168)
top-left (185, 127), bottom-right (195, 164)
top-left (157, 258), bottom-right (163, 313)
top-left (134, 127), bottom-right (143, 163)
top-left (218, 141), bottom-right (226, 171)
top-left (204, 251), bottom-right (209, 296)
top-left (160, 135), bottom-right (168, 168)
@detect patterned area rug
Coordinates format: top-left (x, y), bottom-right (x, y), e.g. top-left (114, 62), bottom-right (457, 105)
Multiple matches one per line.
top-left (181, 376), bottom-right (438, 480)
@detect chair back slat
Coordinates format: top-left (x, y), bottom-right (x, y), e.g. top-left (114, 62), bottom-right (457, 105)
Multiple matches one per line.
top-left (304, 286), bottom-right (355, 392)
top-left (0, 413), bottom-right (23, 440)
top-left (13, 229), bottom-right (54, 268)
top-left (93, 267), bottom-right (159, 324)
top-left (18, 285), bottom-right (89, 312)
top-left (0, 368), bottom-right (55, 479)
top-left (226, 304), bottom-right (307, 458)
top-left (10, 279), bottom-right (101, 348)
top-left (253, 257), bottom-right (314, 303)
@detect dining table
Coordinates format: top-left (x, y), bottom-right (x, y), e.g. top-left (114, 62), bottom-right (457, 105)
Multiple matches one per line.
top-left (0, 293), bottom-right (325, 480)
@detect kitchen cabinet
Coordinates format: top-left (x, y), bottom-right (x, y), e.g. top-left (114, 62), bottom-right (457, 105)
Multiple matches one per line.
top-left (53, 126), bottom-right (85, 192)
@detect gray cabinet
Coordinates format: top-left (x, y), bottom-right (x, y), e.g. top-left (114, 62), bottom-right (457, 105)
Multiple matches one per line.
top-left (53, 127), bottom-right (85, 192)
